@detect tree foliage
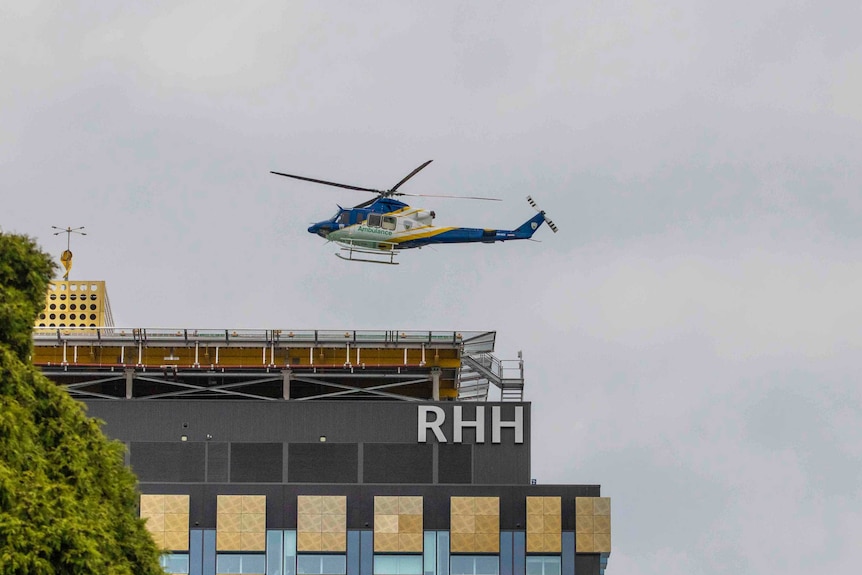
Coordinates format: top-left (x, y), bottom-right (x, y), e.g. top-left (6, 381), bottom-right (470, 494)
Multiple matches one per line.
top-left (0, 233), bottom-right (164, 574)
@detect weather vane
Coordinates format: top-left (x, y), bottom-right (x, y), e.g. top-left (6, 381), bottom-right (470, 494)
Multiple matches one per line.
top-left (51, 226), bottom-right (86, 280)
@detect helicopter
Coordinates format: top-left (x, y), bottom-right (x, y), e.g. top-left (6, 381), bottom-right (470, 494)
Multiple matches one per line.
top-left (270, 160), bottom-right (558, 265)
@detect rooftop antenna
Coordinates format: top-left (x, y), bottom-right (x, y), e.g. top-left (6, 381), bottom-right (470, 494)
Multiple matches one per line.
top-left (51, 225), bottom-right (86, 280)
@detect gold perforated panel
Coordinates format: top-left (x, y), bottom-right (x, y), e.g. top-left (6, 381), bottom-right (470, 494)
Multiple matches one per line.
top-left (374, 496), bottom-right (424, 552)
top-left (575, 497), bottom-right (611, 553)
top-left (140, 494), bottom-right (189, 551)
top-left (450, 497), bottom-right (499, 553)
top-left (526, 496), bottom-right (561, 553)
top-left (36, 281), bottom-right (113, 331)
top-left (297, 496), bottom-right (346, 552)
top-left (217, 495), bottom-right (266, 551)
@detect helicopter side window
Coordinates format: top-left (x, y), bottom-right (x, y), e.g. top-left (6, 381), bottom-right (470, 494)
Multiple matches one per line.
top-left (368, 214), bottom-right (382, 227)
top-left (339, 212), bottom-right (351, 225)
top-left (382, 216), bottom-right (397, 231)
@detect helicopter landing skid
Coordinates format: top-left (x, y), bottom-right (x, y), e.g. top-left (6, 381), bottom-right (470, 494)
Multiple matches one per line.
top-left (334, 240), bottom-right (399, 265)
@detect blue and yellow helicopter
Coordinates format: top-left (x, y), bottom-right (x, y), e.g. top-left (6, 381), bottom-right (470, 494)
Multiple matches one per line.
top-left (271, 160), bottom-right (557, 265)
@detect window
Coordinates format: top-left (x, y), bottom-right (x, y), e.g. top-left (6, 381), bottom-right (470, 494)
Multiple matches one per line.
top-left (160, 553), bottom-right (189, 574)
top-left (526, 557), bottom-right (560, 575)
top-left (450, 556), bottom-right (499, 575)
top-left (297, 554), bottom-right (347, 575)
top-left (374, 555), bottom-right (423, 575)
top-left (382, 216), bottom-right (397, 230)
top-left (216, 553), bottom-right (266, 574)
top-left (368, 214), bottom-right (382, 227)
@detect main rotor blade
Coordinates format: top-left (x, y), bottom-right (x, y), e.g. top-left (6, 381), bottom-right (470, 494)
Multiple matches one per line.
top-left (396, 192), bottom-right (502, 201)
top-left (389, 160), bottom-right (433, 193)
top-left (270, 171), bottom-right (381, 194)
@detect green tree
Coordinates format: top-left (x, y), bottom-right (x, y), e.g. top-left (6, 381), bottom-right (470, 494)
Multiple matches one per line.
top-left (0, 232), bottom-right (164, 574)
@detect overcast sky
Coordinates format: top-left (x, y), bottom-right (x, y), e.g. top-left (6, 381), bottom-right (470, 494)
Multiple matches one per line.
top-left (3, 2), bottom-right (861, 573)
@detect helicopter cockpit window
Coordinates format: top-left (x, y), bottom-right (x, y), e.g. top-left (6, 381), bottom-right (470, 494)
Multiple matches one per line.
top-left (368, 214), bottom-right (382, 227)
top-left (382, 216), bottom-right (396, 231)
top-left (338, 212), bottom-right (351, 225)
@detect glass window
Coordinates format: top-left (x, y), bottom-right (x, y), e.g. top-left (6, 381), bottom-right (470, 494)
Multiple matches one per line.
top-left (339, 212), bottom-right (351, 224)
top-left (525, 557), bottom-right (560, 575)
top-left (382, 216), bottom-right (397, 230)
top-left (451, 556), bottom-right (499, 575)
top-left (217, 553), bottom-right (267, 574)
top-left (374, 555), bottom-right (423, 575)
top-left (297, 554), bottom-right (347, 575)
top-left (160, 553), bottom-right (190, 574)
top-left (368, 214), bottom-right (382, 227)
top-left (267, 530), bottom-right (284, 575)
top-left (284, 531), bottom-right (297, 575)
top-left (424, 532), bottom-right (437, 575)
top-left (436, 532), bottom-right (449, 575)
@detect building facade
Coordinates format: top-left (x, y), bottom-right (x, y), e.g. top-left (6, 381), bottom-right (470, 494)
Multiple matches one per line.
top-left (33, 284), bottom-right (611, 575)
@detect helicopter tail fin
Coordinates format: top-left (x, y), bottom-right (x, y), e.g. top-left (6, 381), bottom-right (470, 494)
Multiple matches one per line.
top-left (515, 196), bottom-right (558, 238)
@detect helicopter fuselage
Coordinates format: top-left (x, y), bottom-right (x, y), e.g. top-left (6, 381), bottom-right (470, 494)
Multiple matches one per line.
top-left (308, 197), bottom-right (548, 251)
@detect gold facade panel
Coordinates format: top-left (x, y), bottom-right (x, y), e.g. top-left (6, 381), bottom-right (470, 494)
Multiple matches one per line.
top-left (526, 514), bottom-right (544, 534)
top-left (575, 516), bottom-right (594, 534)
top-left (297, 496), bottom-right (322, 515)
top-left (217, 531), bottom-right (243, 552)
top-left (149, 531), bottom-right (166, 550)
top-left (450, 514), bottom-right (475, 534)
top-left (593, 498), bottom-right (611, 516)
top-left (593, 533), bottom-right (611, 552)
top-left (321, 531), bottom-right (347, 552)
top-left (398, 496), bottom-right (423, 515)
top-left (526, 533), bottom-right (544, 553)
top-left (399, 533), bottom-right (423, 553)
top-left (449, 533), bottom-right (474, 553)
top-left (575, 497), bottom-right (593, 517)
top-left (375, 515), bottom-right (398, 534)
top-left (165, 495), bottom-right (190, 515)
top-left (474, 532), bottom-right (499, 553)
top-left (297, 531), bottom-right (322, 552)
top-left (242, 531), bottom-right (267, 551)
top-left (140, 494), bottom-right (165, 515)
top-left (475, 515), bottom-right (499, 534)
top-left (297, 513), bottom-right (322, 533)
top-left (217, 513), bottom-right (242, 533)
top-left (526, 497), bottom-right (544, 516)
top-left (374, 532), bottom-right (400, 552)
top-left (542, 533), bottom-right (561, 553)
top-left (320, 513), bottom-right (346, 533)
top-left (474, 497), bottom-right (499, 516)
top-left (241, 513), bottom-right (265, 533)
top-left (375, 496), bottom-right (399, 516)
top-left (451, 497), bottom-right (475, 516)
top-left (576, 534), bottom-right (594, 553)
top-left (593, 515), bottom-right (611, 534)
top-left (165, 531), bottom-right (190, 552)
top-left (321, 496), bottom-right (346, 515)
top-left (543, 514), bottom-right (561, 534)
top-left (145, 514), bottom-right (165, 533)
top-left (543, 497), bottom-right (561, 515)
top-left (242, 495), bottom-right (266, 515)
top-left (164, 513), bottom-right (189, 533)
top-left (398, 514), bottom-right (423, 534)
top-left (218, 495), bottom-right (243, 515)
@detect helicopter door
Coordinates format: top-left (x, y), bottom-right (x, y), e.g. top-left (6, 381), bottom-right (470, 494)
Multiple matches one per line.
top-left (367, 214), bottom-right (382, 227)
top-left (382, 216), bottom-right (397, 231)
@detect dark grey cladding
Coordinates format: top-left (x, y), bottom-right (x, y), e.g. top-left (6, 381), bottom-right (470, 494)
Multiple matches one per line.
top-left (85, 400), bottom-right (531, 486)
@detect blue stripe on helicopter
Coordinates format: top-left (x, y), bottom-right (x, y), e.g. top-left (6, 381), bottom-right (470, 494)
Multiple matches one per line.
top-left (395, 212), bottom-right (547, 249)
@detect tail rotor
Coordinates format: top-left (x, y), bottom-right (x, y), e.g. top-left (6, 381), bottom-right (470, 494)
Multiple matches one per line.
top-left (526, 196), bottom-right (558, 233)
